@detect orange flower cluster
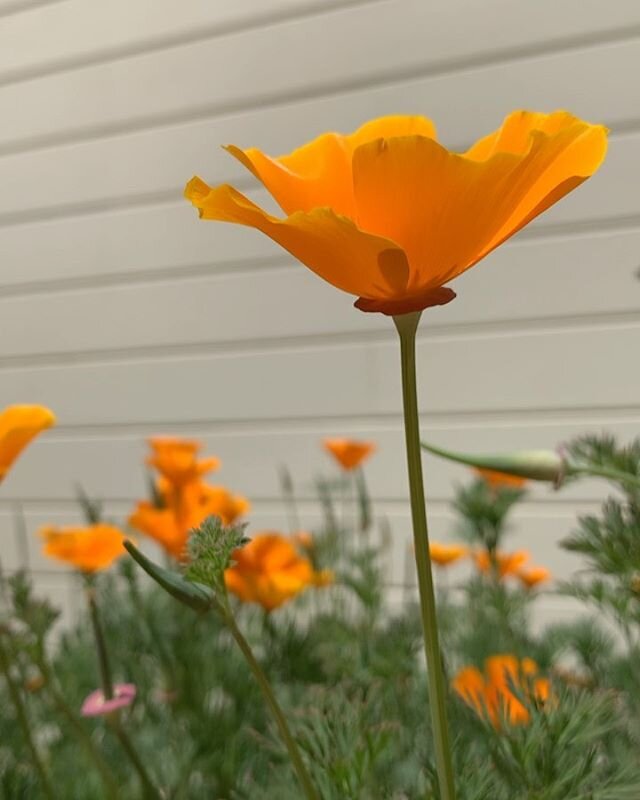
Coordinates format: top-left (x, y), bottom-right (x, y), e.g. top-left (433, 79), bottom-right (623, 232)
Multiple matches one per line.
top-left (323, 438), bottom-right (376, 471)
top-left (185, 111), bottom-right (606, 316)
top-left (41, 524), bottom-right (126, 573)
top-left (0, 405), bottom-right (55, 482)
top-left (474, 549), bottom-right (551, 589)
top-left (452, 655), bottom-right (551, 727)
top-left (129, 437), bottom-right (250, 560)
top-left (225, 532), bottom-right (333, 611)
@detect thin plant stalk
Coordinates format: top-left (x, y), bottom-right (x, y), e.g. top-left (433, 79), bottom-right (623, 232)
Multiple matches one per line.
top-left (224, 610), bottom-right (319, 800)
top-left (84, 582), bottom-right (160, 799)
top-left (0, 633), bottom-right (56, 800)
top-left (38, 656), bottom-right (119, 800)
top-left (394, 310), bottom-right (456, 800)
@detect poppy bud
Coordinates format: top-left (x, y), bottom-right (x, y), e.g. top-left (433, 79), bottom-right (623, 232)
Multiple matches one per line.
top-left (421, 441), bottom-right (566, 485)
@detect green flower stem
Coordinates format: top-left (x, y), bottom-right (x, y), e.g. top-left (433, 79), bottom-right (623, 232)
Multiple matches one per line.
top-left (109, 720), bottom-right (160, 800)
top-left (394, 311), bottom-right (456, 800)
top-left (573, 465), bottom-right (640, 490)
top-left (224, 610), bottom-right (319, 800)
top-left (38, 657), bottom-right (119, 800)
top-left (86, 584), bottom-right (114, 699)
top-left (0, 633), bottom-right (56, 800)
top-left (84, 582), bottom-right (161, 800)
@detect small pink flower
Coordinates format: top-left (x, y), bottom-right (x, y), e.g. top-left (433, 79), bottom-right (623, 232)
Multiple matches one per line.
top-left (81, 683), bottom-right (137, 717)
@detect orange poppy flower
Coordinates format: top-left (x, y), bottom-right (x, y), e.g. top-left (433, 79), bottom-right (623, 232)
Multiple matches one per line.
top-left (184, 111), bottom-right (607, 315)
top-left (129, 482), bottom-right (250, 560)
top-left (40, 524), bottom-right (125, 573)
top-left (453, 654), bottom-right (550, 728)
top-left (128, 502), bottom-right (188, 560)
top-left (475, 467), bottom-right (528, 490)
top-left (429, 542), bottom-right (468, 567)
top-left (0, 405), bottom-right (55, 482)
top-left (224, 532), bottom-right (329, 611)
top-left (323, 438), bottom-right (376, 471)
top-left (475, 549), bottom-right (529, 578)
top-left (517, 566), bottom-right (551, 589)
top-left (197, 484), bottom-right (251, 526)
top-left (146, 437), bottom-right (220, 487)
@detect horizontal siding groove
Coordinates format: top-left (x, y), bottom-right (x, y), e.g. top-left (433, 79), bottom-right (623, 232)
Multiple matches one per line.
top-left (0, 495), bottom-right (610, 511)
top-left (0, 498), bottom-right (602, 516)
top-left (1, 28), bottom-right (638, 161)
top-left (35, 405), bottom-right (640, 440)
top-left (0, 0), bottom-right (61, 20)
top-left (2, 218), bottom-right (640, 299)
top-left (0, 255), bottom-right (289, 299)
top-left (0, 0), bottom-right (383, 89)
top-left (0, 313), bottom-right (637, 372)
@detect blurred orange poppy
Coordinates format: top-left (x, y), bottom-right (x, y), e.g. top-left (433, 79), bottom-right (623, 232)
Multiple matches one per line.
top-left (453, 654), bottom-right (550, 727)
top-left (130, 438), bottom-right (249, 560)
top-left (225, 532), bottom-right (331, 611)
top-left (0, 405), bottom-right (55, 482)
top-left (185, 111), bottom-right (607, 315)
top-left (517, 565), bottom-right (551, 589)
top-left (323, 438), bottom-right (376, 471)
top-left (147, 437), bottom-right (220, 487)
top-left (429, 542), bottom-right (468, 567)
top-left (475, 549), bottom-right (529, 578)
top-left (41, 524), bottom-right (125, 573)
top-left (130, 482), bottom-right (250, 560)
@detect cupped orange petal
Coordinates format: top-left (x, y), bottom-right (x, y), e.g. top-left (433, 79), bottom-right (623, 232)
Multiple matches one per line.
top-left (186, 111), bottom-right (605, 316)
top-left (352, 113), bottom-right (606, 304)
top-left (323, 438), bottom-right (376, 471)
top-left (0, 405), bottom-right (56, 482)
top-left (40, 523), bottom-right (125, 573)
top-left (185, 180), bottom-right (410, 301)
top-left (128, 501), bottom-right (188, 560)
top-left (226, 115), bottom-right (437, 218)
top-left (224, 532), bottom-right (326, 611)
top-left (146, 436), bottom-right (220, 487)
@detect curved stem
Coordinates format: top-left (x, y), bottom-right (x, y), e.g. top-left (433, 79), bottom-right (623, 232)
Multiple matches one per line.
top-left (573, 465), bottom-right (640, 491)
top-left (224, 611), bottom-right (319, 800)
top-left (109, 719), bottom-right (160, 800)
top-left (0, 634), bottom-right (56, 800)
top-left (394, 311), bottom-right (456, 800)
top-left (86, 584), bottom-right (114, 700)
top-left (41, 666), bottom-right (119, 800)
top-left (84, 583), bottom-right (161, 799)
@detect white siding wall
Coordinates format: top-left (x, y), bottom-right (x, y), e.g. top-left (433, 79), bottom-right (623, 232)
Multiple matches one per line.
top-left (0, 0), bottom-right (639, 627)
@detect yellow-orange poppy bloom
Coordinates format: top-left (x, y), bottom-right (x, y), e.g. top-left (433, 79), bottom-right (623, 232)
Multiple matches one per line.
top-left (184, 111), bottom-right (607, 315)
top-left (224, 532), bottom-right (330, 611)
top-left (475, 467), bottom-right (528, 490)
top-left (323, 438), bottom-right (376, 471)
top-left (146, 437), bottom-right (220, 487)
top-left (40, 524), bottom-right (125, 573)
top-left (452, 654), bottom-right (550, 728)
top-left (0, 405), bottom-right (55, 482)
top-left (429, 542), bottom-right (468, 567)
top-left (517, 565), bottom-right (551, 589)
top-left (475, 549), bottom-right (529, 578)
top-left (128, 502), bottom-right (188, 560)
top-left (129, 482), bottom-right (250, 560)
